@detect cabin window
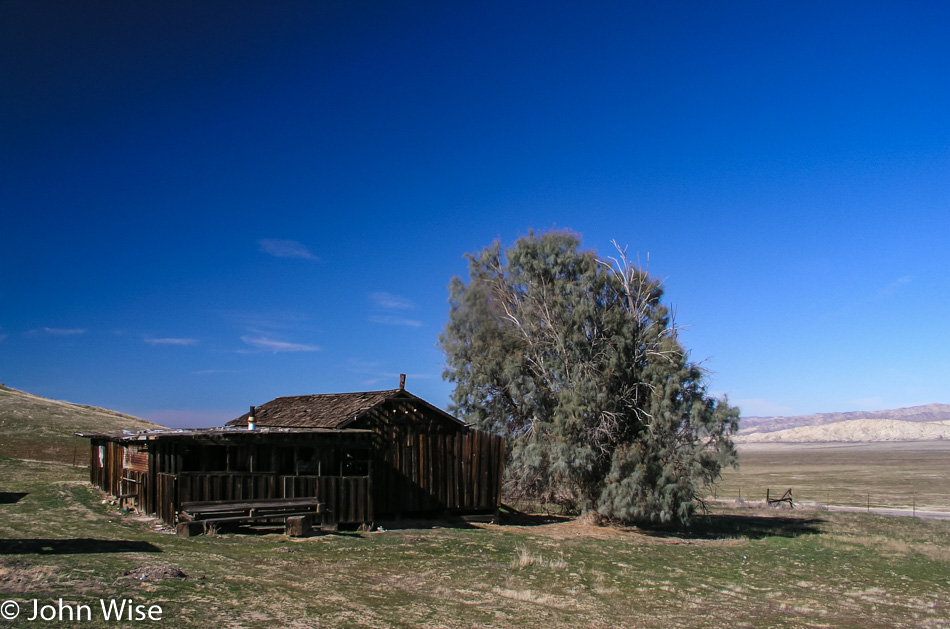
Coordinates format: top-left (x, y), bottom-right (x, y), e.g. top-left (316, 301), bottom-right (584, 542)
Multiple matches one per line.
top-left (342, 450), bottom-right (370, 476)
top-left (296, 447), bottom-right (319, 474)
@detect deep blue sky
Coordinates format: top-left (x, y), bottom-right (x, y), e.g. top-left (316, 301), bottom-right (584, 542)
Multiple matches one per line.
top-left (2, 1), bottom-right (948, 427)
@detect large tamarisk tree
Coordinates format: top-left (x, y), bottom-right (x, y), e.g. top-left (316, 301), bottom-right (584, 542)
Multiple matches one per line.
top-left (439, 231), bottom-right (738, 524)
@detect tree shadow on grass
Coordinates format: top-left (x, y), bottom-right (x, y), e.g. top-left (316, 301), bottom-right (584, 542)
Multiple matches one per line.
top-left (497, 504), bottom-right (572, 527)
top-left (640, 514), bottom-right (826, 541)
top-left (0, 539), bottom-right (162, 555)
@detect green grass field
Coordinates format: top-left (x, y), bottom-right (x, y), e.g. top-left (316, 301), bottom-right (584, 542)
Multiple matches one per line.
top-left (2, 456), bottom-right (948, 628)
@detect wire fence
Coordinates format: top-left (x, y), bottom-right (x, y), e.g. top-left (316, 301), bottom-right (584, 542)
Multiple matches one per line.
top-left (708, 485), bottom-right (949, 518)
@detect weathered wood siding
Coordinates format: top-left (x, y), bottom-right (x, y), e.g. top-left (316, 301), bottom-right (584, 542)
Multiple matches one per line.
top-left (358, 400), bottom-right (505, 516)
top-left (88, 439), bottom-right (147, 511)
top-left (87, 402), bottom-right (505, 528)
top-left (157, 473), bottom-right (177, 526)
top-left (372, 428), bottom-right (504, 515)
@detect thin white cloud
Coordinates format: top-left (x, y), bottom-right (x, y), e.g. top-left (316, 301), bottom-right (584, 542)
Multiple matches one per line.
top-left (221, 310), bottom-right (313, 335)
top-left (370, 292), bottom-right (415, 310)
top-left (368, 291), bottom-right (421, 326)
top-left (369, 315), bottom-right (422, 328)
top-left (240, 335), bottom-right (321, 353)
top-left (876, 275), bottom-right (913, 299)
top-left (43, 327), bottom-right (87, 335)
top-left (258, 239), bottom-right (317, 260)
top-left (145, 337), bottom-right (198, 346)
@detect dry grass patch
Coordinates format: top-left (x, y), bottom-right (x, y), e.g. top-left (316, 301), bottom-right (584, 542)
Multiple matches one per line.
top-left (510, 546), bottom-right (568, 570)
top-left (491, 586), bottom-right (577, 609)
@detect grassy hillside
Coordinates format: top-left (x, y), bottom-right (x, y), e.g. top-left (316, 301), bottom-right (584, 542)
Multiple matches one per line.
top-left (0, 384), bottom-right (164, 464)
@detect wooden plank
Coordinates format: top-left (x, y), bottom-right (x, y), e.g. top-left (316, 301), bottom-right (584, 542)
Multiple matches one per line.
top-left (178, 477), bottom-right (189, 505)
top-left (180, 497), bottom-right (322, 511)
top-left (365, 474), bottom-right (373, 524)
top-left (448, 430), bottom-right (455, 508)
top-left (419, 431), bottom-right (427, 494)
top-left (411, 431), bottom-right (419, 489)
top-left (452, 432), bottom-right (465, 509)
top-left (337, 476), bottom-right (344, 522)
top-left (461, 432), bottom-right (469, 508)
top-left (472, 430), bottom-right (482, 508)
top-left (318, 477), bottom-right (331, 524)
top-left (427, 431), bottom-right (435, 507)
top-left (185, 511), bottom-right (319, 525)
top-left (445, 432), bottom-right (456, 509)
top-left (409, 433), bottom-right (420, 512)
top-left (495, 436), bottom-right (505, 507)
top-left (439, 431), bottom-right (447, 507)
top-left (479, 432), bottom-right (491, 508)
top-left (470, 431), bottom-right (477, 508)
top-left (469, 432), bottom-right (479, 508)
top-left (346, 477), bottom-right (355, 522)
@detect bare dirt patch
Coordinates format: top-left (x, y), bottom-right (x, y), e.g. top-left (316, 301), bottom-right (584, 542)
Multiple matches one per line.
top-left (124, 565), bottom-right (187, 582)
top-left (0, 560), bottom-right (57, 594)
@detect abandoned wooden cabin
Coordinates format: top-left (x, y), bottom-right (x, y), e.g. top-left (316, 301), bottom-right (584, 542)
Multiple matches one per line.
top-left (81, 381), bottom-right (505, 529)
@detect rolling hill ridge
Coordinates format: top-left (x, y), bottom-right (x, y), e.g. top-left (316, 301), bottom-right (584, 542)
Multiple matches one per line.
top-left (738, 403), bottom-right (950, 443)
top-left (0, 384), bottom-right (164, 464)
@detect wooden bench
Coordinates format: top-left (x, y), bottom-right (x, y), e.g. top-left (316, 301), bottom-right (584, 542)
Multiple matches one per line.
top-left (176, 498), bottom-right (325, 537)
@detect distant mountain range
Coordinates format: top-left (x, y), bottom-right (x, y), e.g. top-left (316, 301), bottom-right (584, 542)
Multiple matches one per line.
top-left (0, 384), bottom-right (164, 463)
top-left (2, 382), bottom-right (946, 454)
top-left (737, 404), bottom-right (950, 443)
